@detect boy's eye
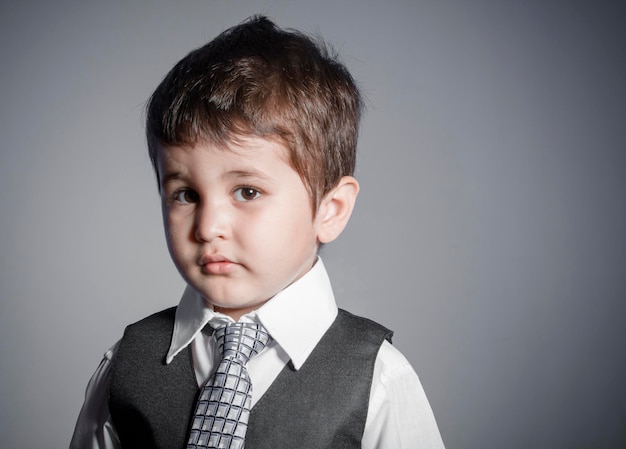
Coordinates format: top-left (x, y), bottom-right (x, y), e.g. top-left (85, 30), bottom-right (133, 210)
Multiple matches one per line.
top-left (233, 187), bottom-right (261, 202)
top-left (173, 189), bottom-right (199, 205)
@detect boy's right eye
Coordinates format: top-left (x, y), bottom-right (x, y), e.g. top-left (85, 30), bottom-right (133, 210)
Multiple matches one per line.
top-left (173, 189), bottom-right (200, 205)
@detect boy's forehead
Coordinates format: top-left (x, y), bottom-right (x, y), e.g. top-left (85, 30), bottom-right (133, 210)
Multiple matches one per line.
top-left (156, 136), bottom-right (296, 176)
top-left (159, 136), bottom-right (290, 162)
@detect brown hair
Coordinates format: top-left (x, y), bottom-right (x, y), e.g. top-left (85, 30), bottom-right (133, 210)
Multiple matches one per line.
top-left (145, 15), bottom-right (363, 210)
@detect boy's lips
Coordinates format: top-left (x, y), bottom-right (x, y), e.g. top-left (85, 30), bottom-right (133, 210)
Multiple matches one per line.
top-left (198, 254), bottom-right (238, 275)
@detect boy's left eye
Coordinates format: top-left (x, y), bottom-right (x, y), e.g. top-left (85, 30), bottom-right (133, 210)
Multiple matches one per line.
top-left (233, 187), bottom-right (261, 202)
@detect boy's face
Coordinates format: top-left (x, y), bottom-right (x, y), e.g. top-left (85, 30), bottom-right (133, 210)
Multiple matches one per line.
top-left (158, 136), bottom-right (322, 320)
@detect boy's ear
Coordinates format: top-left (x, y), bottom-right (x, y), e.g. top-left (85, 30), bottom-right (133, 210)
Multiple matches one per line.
top-left (316, 176), bottom-right (360, 244)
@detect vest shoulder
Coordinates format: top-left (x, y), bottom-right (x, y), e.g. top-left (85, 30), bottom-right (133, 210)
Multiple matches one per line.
top-left (337, 308), bottom-right (394, 343)
top-left (123, 306), bottom-right (178, 336)
top-left (115, 307), bottom-right (178, 366)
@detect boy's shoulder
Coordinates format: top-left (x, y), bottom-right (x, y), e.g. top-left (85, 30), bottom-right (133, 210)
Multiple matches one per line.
top-left (336, 308), bottom-right (394, 344)
top-left (120, 307), bottom-right (178, 341)
top-left (127, 306), bottom-right (177, 326)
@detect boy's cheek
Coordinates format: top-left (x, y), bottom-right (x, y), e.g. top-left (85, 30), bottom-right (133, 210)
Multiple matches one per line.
top-left (163, 207), bottom-right (192, 226)
top-left (163, 216), bottom-right (184, 245)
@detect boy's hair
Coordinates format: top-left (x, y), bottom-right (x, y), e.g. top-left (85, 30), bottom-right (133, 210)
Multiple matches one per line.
top-left (145, 15), bottom-right (363, 210)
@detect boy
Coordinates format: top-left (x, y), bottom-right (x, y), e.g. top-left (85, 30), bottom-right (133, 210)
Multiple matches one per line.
top-left (70, 16), bottom-right (445, 449)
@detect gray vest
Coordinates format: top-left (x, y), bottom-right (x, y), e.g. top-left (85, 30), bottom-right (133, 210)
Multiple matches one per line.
top-left (109, 307), bottom-right (392, 449)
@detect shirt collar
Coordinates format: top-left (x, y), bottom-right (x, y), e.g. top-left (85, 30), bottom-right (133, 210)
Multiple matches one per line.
top-left (166, 257), bottom-right (338, 369)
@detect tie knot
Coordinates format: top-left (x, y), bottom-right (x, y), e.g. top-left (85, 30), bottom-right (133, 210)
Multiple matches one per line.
top-left (214, 322), bottom-right (271, 364)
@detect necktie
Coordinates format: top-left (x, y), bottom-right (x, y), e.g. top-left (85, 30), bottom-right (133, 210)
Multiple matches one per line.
top-left (187, 322), bottom-right (272, 449)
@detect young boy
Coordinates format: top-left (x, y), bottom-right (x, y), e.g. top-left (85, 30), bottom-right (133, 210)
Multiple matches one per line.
top-left (70, 16), bottom-right (445, 449)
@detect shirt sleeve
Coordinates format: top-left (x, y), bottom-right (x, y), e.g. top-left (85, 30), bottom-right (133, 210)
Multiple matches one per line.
top-left (361, 341), bottom-right (446, 449)
top-left (69, 342), bottom-right (121, 449)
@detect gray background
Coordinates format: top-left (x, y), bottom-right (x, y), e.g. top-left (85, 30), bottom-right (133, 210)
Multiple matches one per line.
top-left (1, 1), bottom-right (625, 448)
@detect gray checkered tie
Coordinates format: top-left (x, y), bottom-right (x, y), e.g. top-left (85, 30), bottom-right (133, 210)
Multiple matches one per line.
top-left (187, 322), bottom-right (272, 449)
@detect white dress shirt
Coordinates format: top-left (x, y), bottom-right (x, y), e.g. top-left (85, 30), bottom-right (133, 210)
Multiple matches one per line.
top-left (70, 259), bottom-right (445, 449)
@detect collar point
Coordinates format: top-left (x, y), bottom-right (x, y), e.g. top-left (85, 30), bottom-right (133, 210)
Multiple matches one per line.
top-left (290, 358), bottom-right (305, 371)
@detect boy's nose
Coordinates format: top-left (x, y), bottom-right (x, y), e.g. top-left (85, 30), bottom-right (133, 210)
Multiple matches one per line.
top-left (194, 203), bottom-right (230, 242)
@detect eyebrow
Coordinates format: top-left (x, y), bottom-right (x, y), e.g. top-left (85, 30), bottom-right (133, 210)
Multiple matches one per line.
top-left (161, 171), bottom-right (187, 186)
top-left (160, 168), bottom-right (273, 187)
top-left (223, 169), bottom-right (272, 182)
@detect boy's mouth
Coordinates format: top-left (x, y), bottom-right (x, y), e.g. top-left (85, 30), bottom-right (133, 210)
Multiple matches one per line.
top-left (198, 254), bottom-right (237, 275)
